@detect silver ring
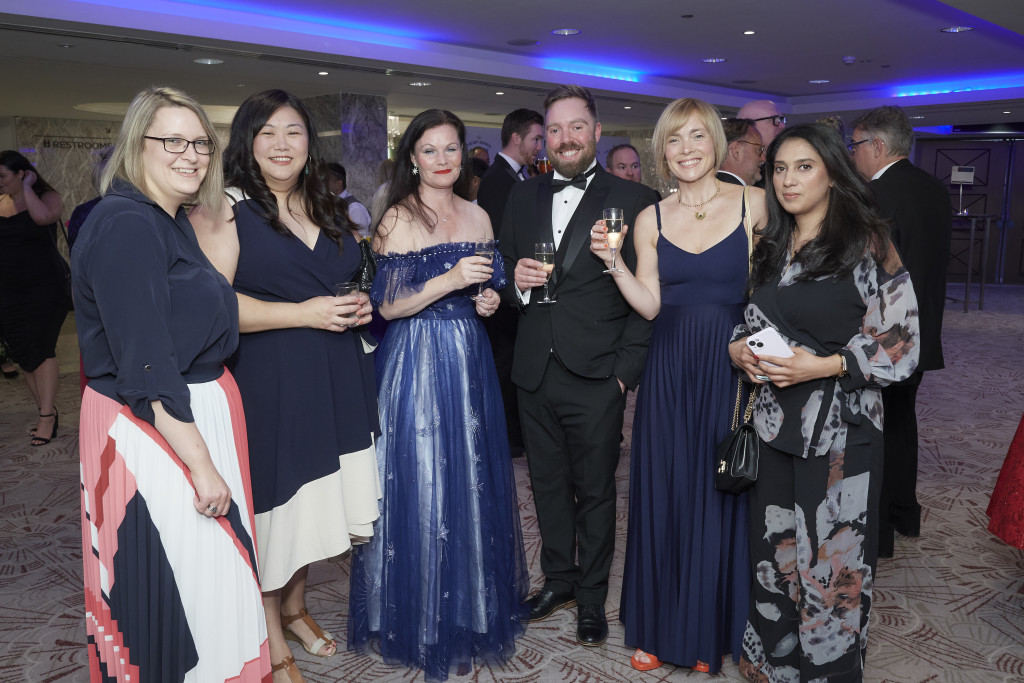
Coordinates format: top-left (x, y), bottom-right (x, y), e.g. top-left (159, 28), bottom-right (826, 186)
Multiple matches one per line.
top-left (208, 505), bottom-right (217, 513)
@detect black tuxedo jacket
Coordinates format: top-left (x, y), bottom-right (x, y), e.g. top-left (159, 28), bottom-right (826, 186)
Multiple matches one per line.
top-left (499, 166), bottom-right (658, 392)
top-left (871, 159), bottom-right (952, 372)
top-left (716, 170), bottom-right (744, 186)
top-left (477, 155), bottom-right (521, 238)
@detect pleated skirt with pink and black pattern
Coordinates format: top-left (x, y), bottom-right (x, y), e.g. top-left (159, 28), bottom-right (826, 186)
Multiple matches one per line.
top-left (78, 370), bottom-right (270, 682)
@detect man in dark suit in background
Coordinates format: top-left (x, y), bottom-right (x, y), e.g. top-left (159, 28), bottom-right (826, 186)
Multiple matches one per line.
top-left (500, 85), bottom-right (657, 646)
top-left (850, 105), bottom-right (953, 558)
top-left (478, 108), bottom-right (544, 458)
top-left (717, 118), bottom-right (764, 187)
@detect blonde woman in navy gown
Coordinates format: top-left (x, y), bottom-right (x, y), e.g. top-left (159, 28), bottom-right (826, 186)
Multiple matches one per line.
top-left (348, 109), bottom-right (527, 682)
top-left (73, 86), bottom-right (269, 682)
top-left (591, 98), bottom-right (766, 674)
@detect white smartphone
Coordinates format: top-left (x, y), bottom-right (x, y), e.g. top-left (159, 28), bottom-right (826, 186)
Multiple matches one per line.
top-left (747, 327), bottom-right (794, 378)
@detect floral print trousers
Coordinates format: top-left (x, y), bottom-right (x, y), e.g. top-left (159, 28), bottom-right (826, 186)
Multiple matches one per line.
top-left (740, 425), bottom-right (882, 683)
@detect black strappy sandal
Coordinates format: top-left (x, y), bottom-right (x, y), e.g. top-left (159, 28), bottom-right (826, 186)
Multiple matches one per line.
top-left (31, 411), bottom-right (58, 447)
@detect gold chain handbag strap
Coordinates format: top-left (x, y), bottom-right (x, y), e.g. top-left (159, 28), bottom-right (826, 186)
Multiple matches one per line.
top-left (729, 185), bottom-right (758, 430)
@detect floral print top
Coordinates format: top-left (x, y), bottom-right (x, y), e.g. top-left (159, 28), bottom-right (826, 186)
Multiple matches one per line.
top-left (733, 243), bottom-right (920, 458)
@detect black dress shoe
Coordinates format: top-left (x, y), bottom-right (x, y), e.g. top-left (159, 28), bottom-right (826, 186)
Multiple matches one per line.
top-left (525, 587), bottom-right (576, 622)
top-left (576, 603), bottom-right (607, 646)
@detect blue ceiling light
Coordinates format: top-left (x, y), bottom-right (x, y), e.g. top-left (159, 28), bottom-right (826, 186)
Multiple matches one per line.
top-left (168, 0), bottom-right (427, 41)
top-left (539, 59), bottom-right (641, 82)
top-left (894, 73), bottom-right (1024, 97)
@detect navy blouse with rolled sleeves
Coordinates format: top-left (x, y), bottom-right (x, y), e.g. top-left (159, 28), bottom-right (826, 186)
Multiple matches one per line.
top-left (71, 180), bottom-right (239, 425)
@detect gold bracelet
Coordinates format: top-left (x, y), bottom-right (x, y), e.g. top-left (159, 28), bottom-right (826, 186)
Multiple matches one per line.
top-left (836, 354), bottom-right (848, 378)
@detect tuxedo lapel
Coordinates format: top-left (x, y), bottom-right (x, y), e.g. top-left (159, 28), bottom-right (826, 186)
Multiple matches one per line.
top-left (557, 172), bottom-right (610, 282)
top-left (501, 157), bottom-right (523, 183)
top-left (537, 179), bottom-right (555, 244)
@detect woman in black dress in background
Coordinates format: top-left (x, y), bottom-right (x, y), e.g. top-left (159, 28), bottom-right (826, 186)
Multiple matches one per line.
top-left (728, 124), bottom-right (919, 681)
top-left (0, 150), bottom-right (67, 445)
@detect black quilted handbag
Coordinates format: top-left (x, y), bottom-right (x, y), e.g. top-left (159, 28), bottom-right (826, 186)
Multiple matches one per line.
top-left (714, 380), bottom-right (759, 494)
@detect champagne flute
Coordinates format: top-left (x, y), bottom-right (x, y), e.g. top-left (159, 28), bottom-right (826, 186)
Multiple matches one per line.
top-left (471, 238), bottom-right (495, 301)
top-left (602, 208), bottom-right (624, 274)
top-left (535, 242), bottom-right (556, 305)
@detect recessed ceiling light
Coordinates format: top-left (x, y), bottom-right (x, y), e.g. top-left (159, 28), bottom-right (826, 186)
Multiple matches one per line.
top-left (809, 79), bottom-right (830, 84)
top-left (318, 71), bottom-right (329, 76)
top-left (193, 57), bottom-right (223, 65)
top-left (743, 30), bottom-right (755, 35)
top-left (58, 43), bottom-right (74, 48)
top-left (1004, 111), bottom-right (1012, 114)
top-left (508, 39), bottom-right (539, 46)
top-left (908, 115), bottom-right (925, 119)
top-left (624, 106), bottom-right (632, 109)
top-left (701, 58), bottom-right (727, 63)
top-left (408, 81), bottom-right (431, 87)
top-left (941, 26), bottom-right (975, 33)
top-left (551, 28), bottom-right (581, 36)
top-left (495, 91), bottom-right (505, 95)
top-left (681, 14), bottom-right (694, 19)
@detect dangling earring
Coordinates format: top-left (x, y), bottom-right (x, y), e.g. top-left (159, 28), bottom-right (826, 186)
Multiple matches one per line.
top-left (412, 164), bottom-right (419, 175)
top-left (305, 157), bottom-right (310, 175)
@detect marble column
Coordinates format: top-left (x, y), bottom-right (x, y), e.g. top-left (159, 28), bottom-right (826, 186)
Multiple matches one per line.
top-left (302, 92), bottom-right (388, 208)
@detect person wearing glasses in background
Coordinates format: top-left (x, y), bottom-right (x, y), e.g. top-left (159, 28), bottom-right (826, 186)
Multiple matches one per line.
top-left (717, 118), bottom-right (765, 187)
top-left (736, 101), bottom-right (786, 190)
top-left (72, 86), bottom-right (269, 682)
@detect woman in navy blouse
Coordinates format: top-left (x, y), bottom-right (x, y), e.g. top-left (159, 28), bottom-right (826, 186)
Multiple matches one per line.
top-left (72, 86), bottom-right (269, 682)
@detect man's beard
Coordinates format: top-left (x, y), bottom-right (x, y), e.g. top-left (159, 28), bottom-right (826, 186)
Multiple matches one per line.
top-left (551, 136), bottom-right (597, 178)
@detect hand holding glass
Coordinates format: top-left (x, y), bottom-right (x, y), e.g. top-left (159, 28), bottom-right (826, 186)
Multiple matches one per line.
top-left (471, 239), bottom-right (495, 301)
top-left (535, 242), bottom-right (556, 305)
top-left (602, 208), bottom-right (624, 274)
top-left (334, 282), bottom-right (359, 328)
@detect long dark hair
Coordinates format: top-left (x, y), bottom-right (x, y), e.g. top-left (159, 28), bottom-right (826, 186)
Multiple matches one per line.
top-left (749, 123), bottom-right (890, 289)
top-left (0, 150), bottom-right (57, 196)
top-left (224, 89), bottom-right (350, 246)
top-left (375, 109), bottom-right (471, 244)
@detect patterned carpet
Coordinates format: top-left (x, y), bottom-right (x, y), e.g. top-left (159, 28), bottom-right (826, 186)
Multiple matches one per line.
top-left (1, 284), bottom-right (1022, 682)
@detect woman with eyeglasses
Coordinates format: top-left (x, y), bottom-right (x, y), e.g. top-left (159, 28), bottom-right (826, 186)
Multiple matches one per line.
top-left (0, 150), bottom-right (68, 446)
top-left (72, 86), bottom-right (269, 681)
top-left (728, 123), bottom-right (919, 680)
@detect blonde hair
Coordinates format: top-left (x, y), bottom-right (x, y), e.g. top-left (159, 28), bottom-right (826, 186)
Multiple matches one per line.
top-left (101, 86), bottom-right (224, 211)
top-left (652, 98), bottom-right (728, 180)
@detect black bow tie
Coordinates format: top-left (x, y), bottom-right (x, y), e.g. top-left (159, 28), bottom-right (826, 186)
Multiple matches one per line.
top-left (551, 167), bottom-right (596, 193)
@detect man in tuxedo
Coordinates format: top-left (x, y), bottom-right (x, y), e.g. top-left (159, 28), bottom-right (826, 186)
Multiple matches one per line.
top-left (717, 118), bottom-right (764, 187)
top-left (499, 85), bottom-right (657, 646)
top-left (478, 109), bottom-right (544, 233)
top-left (850, 105), bottom-right (952, 558)
top-left (478, 108), bottom-right (544, 458)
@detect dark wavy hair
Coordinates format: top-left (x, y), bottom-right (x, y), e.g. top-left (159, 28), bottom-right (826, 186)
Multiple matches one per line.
top-left (224, 89), bottom-right (351, 247)
top-left (375, 109), bottom-right (471, 243)
top-left (0, 150), bottom-right (57, 196)
top-left (749, 123), bottom-right (890, 289)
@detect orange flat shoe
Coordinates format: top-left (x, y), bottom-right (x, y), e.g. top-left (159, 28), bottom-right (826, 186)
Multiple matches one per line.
top-left (631, 649), bottom-right (662, 672)
top-left (694, 660), bottom-right (711, 673)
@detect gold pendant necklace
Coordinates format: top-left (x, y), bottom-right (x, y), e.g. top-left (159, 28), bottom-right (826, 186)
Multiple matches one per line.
top-left (677, 180), bottom-right (721, 220)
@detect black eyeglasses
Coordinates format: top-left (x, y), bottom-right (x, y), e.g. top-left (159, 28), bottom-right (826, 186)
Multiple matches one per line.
top-left (752, 115), bottom-right (787, 127)
top-left (846, 138), bottom-right (871, 154)
top-left (736, 139), bottom-right (766, 155)
top-left (144, 136), bottom-right (214, 155)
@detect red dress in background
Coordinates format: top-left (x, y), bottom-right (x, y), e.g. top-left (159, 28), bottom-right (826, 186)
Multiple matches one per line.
top-left (987, 413), bottom-right (1024, 550)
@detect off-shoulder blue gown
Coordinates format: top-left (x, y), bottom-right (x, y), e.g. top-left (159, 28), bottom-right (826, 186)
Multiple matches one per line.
top-left (348, 242), bottom-right (528, 682)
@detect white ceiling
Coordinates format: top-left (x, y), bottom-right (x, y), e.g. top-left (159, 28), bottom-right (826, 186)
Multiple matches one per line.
top-left (2, 0), bottom-right (1023, 134)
